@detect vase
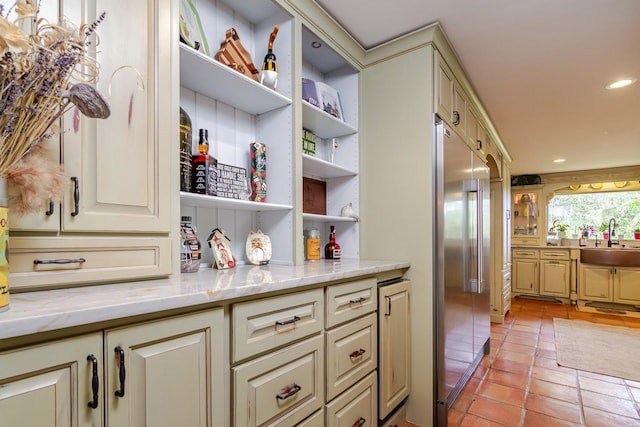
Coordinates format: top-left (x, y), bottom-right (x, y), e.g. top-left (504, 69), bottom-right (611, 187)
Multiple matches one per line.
top-left (602, 232), bottom-right (609, 240)
top-left (0, 177), bottom-right (8, 312)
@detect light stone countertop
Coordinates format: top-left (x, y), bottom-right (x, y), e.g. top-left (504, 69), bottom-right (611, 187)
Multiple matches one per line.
top-left (0, 259), bottom-right (409, 340)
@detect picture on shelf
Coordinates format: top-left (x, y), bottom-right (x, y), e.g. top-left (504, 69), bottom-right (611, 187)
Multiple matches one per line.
top-left (179, 0), bottom-right (210, 55)
top-left (302, 78), bottom-right (319, 107)
top-left (315, 81), bottom-right (344, 121)
top-left (302, 78), bottom-right (345, 121)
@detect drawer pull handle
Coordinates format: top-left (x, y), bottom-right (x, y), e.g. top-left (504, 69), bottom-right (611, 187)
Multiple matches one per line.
top-left (275, 315), bottom-right (300, 326)
top-left (114, 346), bottom-right (126, 398)
top-left (275, 383), bottom-right (301, 400)
top-left (34, 258), bottom-right (86, 265)
top-left (349, 348), bottom-right (366, 359)
top-left (351, 417), bottom-right (366, 427)
top-left (45, 201), bottom-right (54, 216)
top-left (87, 354), bottom-right (99, 409)
top-left (349, 296), bottom-right (367, 304)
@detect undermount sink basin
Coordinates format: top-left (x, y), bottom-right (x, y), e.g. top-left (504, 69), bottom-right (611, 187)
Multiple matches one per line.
top-left (580, 248), bottom-right (640, 267)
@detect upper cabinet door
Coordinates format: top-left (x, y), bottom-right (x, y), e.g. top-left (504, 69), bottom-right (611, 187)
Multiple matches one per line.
top-left (61, 0), bottom-right (172, 233)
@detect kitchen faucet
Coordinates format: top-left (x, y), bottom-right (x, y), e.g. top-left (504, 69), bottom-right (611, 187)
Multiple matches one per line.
top-left (608, 218), bottom-right (619, 247)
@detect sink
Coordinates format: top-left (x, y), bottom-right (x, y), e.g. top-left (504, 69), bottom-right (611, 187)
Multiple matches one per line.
top-left (580, 248), bottom-right (640, 267)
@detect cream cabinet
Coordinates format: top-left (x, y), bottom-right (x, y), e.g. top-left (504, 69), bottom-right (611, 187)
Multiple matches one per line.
top-left (614, 267), bottom-right (640, 305)
top-left (539, 250), bottom-right (571, 297)
top-left (579, 264), bottom-right (613, 301)
top-left (378, 280), bottom-right (411, 420)
top-left (512, 249), bottom-right (539, 295)
top-left (511, 187), bottom-right (543, 246)
top-left (0, 309), bottom-right (224, 427)
top-left (0, 333), bottom-right (103, 426)
top-left (10, 0), bottom-right (172, 290)
top-left (579, 264), bottom-right (640, 305)
top-left (233, 335), bottom-right (325, 427)
top-left (512, 248), bottom-right (571, 299)
top-left (325, 371), bottom-right (377, 427)
top-left (435, 51), bottom-right (467, 139)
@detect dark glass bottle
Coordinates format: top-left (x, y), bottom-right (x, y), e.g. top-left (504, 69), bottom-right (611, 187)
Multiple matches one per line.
top-left (179, 107), bottom-right (192, 192)
top-left (324, 225), bottom-right (341, 259)
top-left (191, 129), bottom-right (218, 195)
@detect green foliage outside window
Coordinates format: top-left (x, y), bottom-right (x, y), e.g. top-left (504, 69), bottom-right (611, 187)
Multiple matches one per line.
top-left (548, 191), bottom-right (640, 237)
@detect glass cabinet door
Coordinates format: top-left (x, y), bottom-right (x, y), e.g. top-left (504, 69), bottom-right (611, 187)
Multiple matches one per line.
top-left (512, 191), bottom-right (538, 236)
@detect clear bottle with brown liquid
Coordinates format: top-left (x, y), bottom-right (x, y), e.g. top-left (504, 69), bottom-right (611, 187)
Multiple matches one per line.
top-left (324, 225), bottom-right (341, 259)
top-left (191, 129), bottom-right (218, 195)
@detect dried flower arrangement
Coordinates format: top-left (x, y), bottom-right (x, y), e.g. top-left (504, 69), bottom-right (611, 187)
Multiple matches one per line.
top-left (0, 0), bottom-right (110, 214)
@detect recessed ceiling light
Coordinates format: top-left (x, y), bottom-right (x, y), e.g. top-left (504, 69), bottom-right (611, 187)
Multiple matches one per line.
top-left (553, 158), bottom-right (566, 163)
top-left (311, 41), bottom-right (322, 48)
top-left (606, 78), bottom-right (637, 90)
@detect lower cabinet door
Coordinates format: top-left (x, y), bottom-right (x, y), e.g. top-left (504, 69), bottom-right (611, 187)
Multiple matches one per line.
top-left (326, 371), bottom-right (377, 427)
top-left (614, 267), bottom-right (640, 305)
top-left (0, 333), bottom-right (103, 427)
top-left (579, 264), bottom-right (612, 301)
top-left (105, 309), bottom-right (224, 427)
top-left (233, 335), bottom-right (324, 427)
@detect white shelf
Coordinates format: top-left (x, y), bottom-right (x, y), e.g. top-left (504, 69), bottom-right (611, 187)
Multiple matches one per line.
top-left (302, 101), bottom-right (357, 138)
top-left (180, 44), bottom-right (291, 115)
top-left (302, 155), bottom-right (357, 179)
top-left (303, 213), bottom-right (357, 223)
top-left (180, 192), bottom-right (292, 212)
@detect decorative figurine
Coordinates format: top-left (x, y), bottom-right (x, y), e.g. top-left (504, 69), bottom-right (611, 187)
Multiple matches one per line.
top-left (246, 230), bottom-right (272, 265)
top-left (259, 26), bottom-right (279, 90)
top-left (207, 228), bottom-right (236, 269)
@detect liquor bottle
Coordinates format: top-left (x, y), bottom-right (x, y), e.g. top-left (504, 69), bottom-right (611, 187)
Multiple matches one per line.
top-left (191, 129), bottom-right (218, 195)
top-left (324, 225), bottom-right (341, 260)
top-left (179, 107), bottom-right (192, 192)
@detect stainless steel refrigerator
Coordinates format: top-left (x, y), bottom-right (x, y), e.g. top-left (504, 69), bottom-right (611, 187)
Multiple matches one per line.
top-left (434, 117), bottom-right (490, 426)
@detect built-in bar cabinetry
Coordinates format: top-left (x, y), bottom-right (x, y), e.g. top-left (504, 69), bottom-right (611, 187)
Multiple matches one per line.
top-left (0, 265), bottom-right (410, 427)
top-left (179, 0), bottom-right (361, 266)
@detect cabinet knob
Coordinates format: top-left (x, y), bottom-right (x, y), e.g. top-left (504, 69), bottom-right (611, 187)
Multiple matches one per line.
top-left (351, 417), bottom-right (366, 427)
top-left (452, 111), bottom-right (460, 126)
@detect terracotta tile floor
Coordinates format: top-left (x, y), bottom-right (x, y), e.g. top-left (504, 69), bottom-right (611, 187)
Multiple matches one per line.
top-left (448, 297), bottom-right (640, 427)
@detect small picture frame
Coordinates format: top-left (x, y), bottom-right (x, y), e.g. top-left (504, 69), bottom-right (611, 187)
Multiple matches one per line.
top-left (179, 0), bottom-right (210, 56)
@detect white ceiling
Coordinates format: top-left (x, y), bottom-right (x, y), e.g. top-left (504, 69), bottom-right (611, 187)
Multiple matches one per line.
top-left (314, 0), bottom-right (640, 176)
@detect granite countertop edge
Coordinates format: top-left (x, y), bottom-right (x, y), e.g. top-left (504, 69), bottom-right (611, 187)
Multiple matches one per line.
top-left (0, 259), bottom-right (410, 340)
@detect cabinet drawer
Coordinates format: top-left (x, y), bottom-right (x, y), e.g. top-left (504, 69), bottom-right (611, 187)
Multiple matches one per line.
top-left (232, 289), bottom-right (323, 362)
top-left (382, 404), bottom-right (407, 427)
top-left (325, 278), bottom-right (377, 328)
top-left (512, 249), bottom-right (539, 259)
top-left (513, 238), bottom-right (540, 246)
top-left (9, 236), bottom-right (172, 291)
top-left (540, 249), bottom-right (570, 260)
top-left (233, 335), bottom-right (324, 427)
top-left (325, 371), bottom-right (377, 427)
top-left (297, 409), bottom-right (324, 427)
top-left (325, 313), bottom-right (377, 401)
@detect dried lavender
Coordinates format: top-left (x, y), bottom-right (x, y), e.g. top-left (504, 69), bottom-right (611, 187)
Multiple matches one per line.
top-left (0, 0), bottom-right (109, 177)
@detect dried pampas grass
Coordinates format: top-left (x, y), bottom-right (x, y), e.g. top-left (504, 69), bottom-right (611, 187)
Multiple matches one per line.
top-left (5, 145), bottom-right (67, 215)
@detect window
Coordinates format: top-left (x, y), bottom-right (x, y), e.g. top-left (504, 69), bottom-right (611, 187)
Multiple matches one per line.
top-left (548, 188), bottom-right (640, 238)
